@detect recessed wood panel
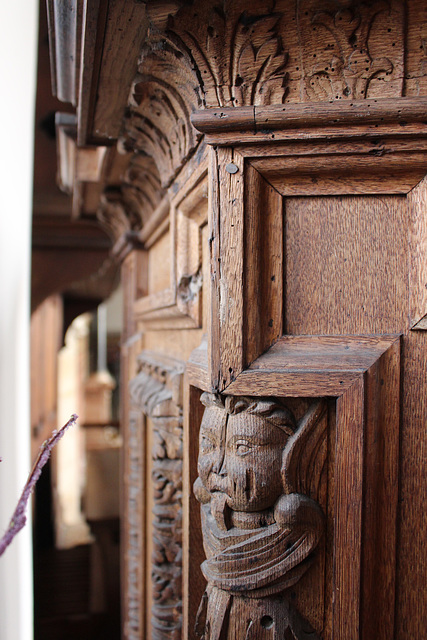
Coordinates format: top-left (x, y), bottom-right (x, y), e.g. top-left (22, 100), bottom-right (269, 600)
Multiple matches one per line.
top-left (285, 195), bottom-right (409, 335)
top-left (147, 231), bottom-right (171, 296)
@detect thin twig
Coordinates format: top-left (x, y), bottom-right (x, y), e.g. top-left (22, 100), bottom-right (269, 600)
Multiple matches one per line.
top-left (0, 414), bottom-right (78, 558)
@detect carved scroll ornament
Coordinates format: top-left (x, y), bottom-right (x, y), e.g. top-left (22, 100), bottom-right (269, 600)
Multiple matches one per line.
top-left (194, 394), bottom-right (327, 640)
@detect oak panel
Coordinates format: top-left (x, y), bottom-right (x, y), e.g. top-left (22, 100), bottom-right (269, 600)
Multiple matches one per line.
top-left (285, 195), bottom-right (409, 335)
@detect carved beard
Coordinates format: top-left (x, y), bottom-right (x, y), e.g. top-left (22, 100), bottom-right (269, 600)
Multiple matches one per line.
top-left (200, 492), bottom-right (324, 596)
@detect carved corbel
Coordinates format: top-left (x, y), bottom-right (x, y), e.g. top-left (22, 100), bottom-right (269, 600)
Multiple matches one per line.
top-left (122, 0), bottom-right (291, 190)
top-left (194, 394), bottom-right (327, 640)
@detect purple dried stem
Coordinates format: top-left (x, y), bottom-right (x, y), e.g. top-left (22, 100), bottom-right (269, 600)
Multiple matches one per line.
top-left (0, 413), bottom-right (78, 558)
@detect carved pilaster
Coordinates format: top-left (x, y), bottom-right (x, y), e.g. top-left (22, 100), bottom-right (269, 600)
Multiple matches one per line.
top-left (130, 352), bottom-right (185, 640)
top-left (194, 394), bottom-right (327, 639)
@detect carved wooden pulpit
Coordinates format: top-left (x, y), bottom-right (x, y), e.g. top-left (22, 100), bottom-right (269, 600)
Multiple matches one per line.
top-left (48, 0), bottom-right (427, 637)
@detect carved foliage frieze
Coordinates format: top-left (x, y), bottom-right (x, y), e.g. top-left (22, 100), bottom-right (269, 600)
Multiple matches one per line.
top-left (297, 0), bottom-right (405, 100)
top-left (194, 394), bottom-right (327, 640)
top-left (130, 352), bottom-right (185, 640)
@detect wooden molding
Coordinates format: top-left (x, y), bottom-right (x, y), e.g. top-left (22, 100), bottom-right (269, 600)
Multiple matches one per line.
top-left (208, 147), bottom-right (284, 389)
top-left (46, 0), bottom-right (82, 105)
top-left (77, 0), bottom-right (148, 146)
top-left (205, 142), bottom-right (427, 389)
top-left (56, 112), bottom-right (107, 218)
top-left (191, 98), bottom-right (427, 196)
top-left (191, 97), bottom-right (427, 136)
top-left (225, 334), bottom-right (399, 395)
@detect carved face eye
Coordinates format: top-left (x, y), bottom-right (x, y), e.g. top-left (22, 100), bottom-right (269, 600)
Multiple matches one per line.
top-left (234, 439), bottom-right (254, 456)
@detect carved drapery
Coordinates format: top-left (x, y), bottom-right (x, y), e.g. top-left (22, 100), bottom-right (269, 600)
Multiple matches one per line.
top-left (129, 352), bottom-right (185, 640)
top-left (194, 394), bottom-right (327, 639)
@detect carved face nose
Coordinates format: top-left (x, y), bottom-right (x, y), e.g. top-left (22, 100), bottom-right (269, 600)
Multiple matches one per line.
top-left (212, 447), bottom-right (226, 475)
top-left (217, 455), bottom-right (228, 476)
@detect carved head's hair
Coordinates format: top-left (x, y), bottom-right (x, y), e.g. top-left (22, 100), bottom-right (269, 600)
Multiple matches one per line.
top-left (226, 396), bottom-right (296, 436)
top-left (200, 392), bottom-right (224, 410)
top-left (200, 393), bottom-right (296, 436)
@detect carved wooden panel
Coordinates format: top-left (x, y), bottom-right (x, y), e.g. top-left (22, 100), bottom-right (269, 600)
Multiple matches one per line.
top-left (122, 408), bottom-right (145, 640)
top-left (45, 1), bottom-right (427, 638)
top-left (129, 352), bottom-right (185, 640)
top-left (186, 335), bottom-right (401, 639)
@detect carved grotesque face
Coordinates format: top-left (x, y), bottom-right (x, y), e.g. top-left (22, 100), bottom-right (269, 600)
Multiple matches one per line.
top-left (198, 395), bottom-right (295, 513)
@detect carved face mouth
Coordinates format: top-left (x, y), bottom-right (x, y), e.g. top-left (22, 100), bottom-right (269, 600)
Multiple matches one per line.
top-left (206, 475), bottom-right (231, 496)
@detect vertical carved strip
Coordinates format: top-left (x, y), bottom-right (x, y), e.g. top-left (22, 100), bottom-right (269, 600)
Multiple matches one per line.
top-left (124, 408), bottom-right (145, 640)
top-left (130, 352), bottom-right (185, 640)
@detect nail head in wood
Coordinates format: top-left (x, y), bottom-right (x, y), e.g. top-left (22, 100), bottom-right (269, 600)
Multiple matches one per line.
top-left (225, 162), bottom-right (239, 174)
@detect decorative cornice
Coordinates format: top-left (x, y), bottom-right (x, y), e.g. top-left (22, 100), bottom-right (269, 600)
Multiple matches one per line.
top-left (122, 1), bottom-right (291, 188)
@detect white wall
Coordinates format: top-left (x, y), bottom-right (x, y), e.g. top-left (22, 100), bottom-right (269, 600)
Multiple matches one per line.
top-left (0, 2), bottom-right (38, 639)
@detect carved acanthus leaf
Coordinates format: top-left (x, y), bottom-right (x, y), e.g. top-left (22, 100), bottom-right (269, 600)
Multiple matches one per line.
top-left (122, 154), bottom-right (165, 227)
top-left (298, 0), bottom-right (404, 100)
top-left (123, 39), bottom-right (202, 189)
top-left (97, 188), bottom-right (132, 243)
top-left (121, 1), bottom-right (290, 188)
top-left (167, 1), bottom-right (289, 107)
